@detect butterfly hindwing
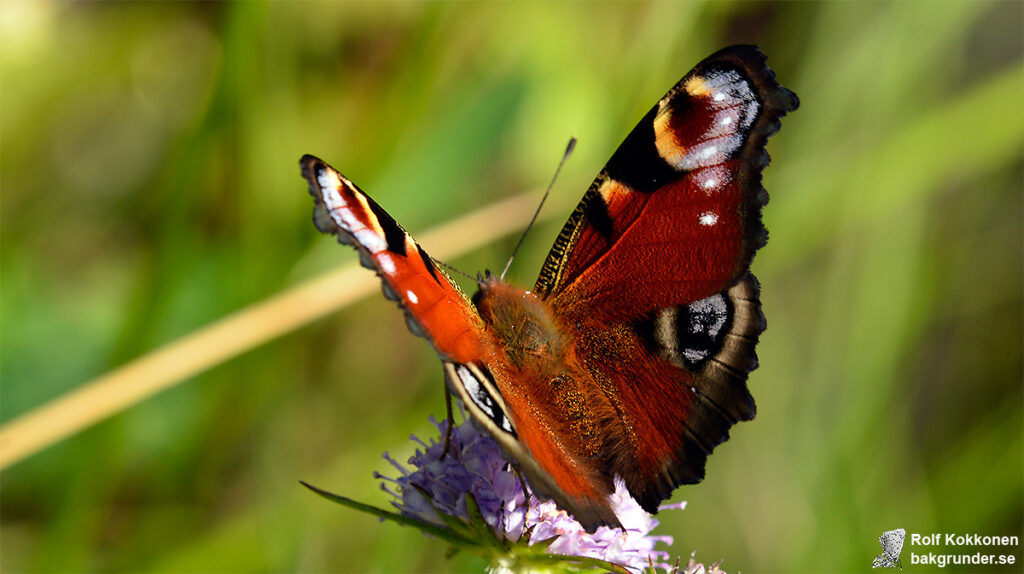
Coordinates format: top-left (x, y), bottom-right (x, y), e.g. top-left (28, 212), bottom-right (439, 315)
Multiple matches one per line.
top-left (872, 554), bottom-right (898, 569)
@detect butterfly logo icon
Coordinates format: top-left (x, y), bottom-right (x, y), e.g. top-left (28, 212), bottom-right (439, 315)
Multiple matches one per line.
top-left (872, 528), bottom-right (906, 570)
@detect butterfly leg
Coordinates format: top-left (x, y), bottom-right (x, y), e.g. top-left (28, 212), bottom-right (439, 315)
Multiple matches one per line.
top-left (511, 464), bottom-right (532, 500)
top-left (441, 385), bottom-right (456, 459)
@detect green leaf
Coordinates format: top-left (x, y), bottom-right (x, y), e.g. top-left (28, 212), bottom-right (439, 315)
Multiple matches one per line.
top-left (464, 492), bottom-right (512, 551)
top-left (298, 481), bottom-right (476, 547)
top-left (509, 552), bottom-right (634, 574)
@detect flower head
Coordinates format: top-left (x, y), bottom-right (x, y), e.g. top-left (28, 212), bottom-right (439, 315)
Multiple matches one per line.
top-left (378, 415), bottom-right (529, 537)
top-left (376, 415), bottom-right (722, 574)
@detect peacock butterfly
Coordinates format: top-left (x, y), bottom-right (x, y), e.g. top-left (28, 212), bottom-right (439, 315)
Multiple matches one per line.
top-left (301, 45), bottom-right (798, 531)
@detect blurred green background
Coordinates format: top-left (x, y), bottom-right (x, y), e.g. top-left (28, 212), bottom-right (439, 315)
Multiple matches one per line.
top-left (2, 1), bottom-right (1021, 572)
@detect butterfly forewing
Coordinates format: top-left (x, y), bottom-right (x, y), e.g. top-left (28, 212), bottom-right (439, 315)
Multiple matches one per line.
top-left (301, 155), bottom-right (489, 365)
top-left (536, 45), bottom-right (798, 313)
top-left (881, 528), bottom-right (906, 557)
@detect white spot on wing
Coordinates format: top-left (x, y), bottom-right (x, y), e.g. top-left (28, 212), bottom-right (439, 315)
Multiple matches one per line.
top-left (678, 134), bottom-right (742, 170)
top-left (377, 252), bottom-right (396, 274)
top-left (315, 170), bottom-right (388, 254)
top-left (317, 171), bottom-right (345, 211)
top-left (314, 169), bottom-right (388, 254)
top-left (695, 165), bottom-right (732, 195)
top-left (406, 290), bottom-right (418, 304)
top-left (698, 211), bottom-right (719, 226)
top-left (353, 227), bottom-right (386, 253)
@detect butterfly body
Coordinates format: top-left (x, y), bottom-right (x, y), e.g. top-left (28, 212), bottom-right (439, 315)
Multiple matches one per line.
top-left (457, 277), bottom-right (625, 523)
top-left (303, 45), bottom-right (798, 531)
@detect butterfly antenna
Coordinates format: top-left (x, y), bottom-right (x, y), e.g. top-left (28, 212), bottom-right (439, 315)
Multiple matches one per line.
top-left (433, 257), bottom-right (476, 282)
top-left (499, 137), bottom-right (577, 281)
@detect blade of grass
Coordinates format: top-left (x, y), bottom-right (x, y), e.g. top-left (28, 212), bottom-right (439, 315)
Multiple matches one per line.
top-left (0, 191), bottom-right (541, 470)
top-left (767, 63), bottom-right (1024, 270)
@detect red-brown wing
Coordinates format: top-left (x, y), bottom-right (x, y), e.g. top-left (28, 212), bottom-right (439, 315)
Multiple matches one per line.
top-left (536, 46), bottom-right (798, 513)
top-left (535, 45), bottom-right (797, 316)
top-left (301, 155), bottom-right (489, 366)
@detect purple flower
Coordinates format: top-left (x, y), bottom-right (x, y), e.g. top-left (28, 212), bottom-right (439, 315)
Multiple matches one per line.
top-left (377, 415), bottom-right (727, 574)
